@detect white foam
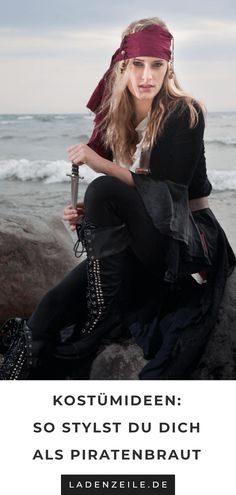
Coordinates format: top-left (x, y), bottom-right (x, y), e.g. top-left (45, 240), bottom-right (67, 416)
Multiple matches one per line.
top-left (83, 114), bottom-right (94, 120)
top-left (205, 137), bottom-right (236, 146)
top-left (0, 159), bottom-right (99, 184)
top-left (208, 169), bottom-right (236, 191)
top-left (0, 120), bottom-right (18, 125)
top-left (17, 115), bottom-right (33, 120)
top-left (0, 159), bottom-right (235, 191)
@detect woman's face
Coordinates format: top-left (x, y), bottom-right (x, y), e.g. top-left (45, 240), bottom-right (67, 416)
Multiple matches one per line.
top-left (127, 57), bottom-right (168, 103)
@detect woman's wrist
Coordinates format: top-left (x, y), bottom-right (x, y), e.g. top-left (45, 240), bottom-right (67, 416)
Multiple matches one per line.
top-left (102, 159), bottom-right (134, 186)
top-left (99, 157), bottom-right (112, 175)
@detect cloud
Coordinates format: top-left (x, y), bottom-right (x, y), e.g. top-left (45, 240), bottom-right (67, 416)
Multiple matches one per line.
top-left (0, 27), bottom-right (121, 60)
top-left (174, 19), bottom-right (236, 61)
top-left (0, 2), bottom-right (235, 112)
top-left (1, 17), bottom-right (235, 63)
top-left (1, 0), bottom-right (236, 30)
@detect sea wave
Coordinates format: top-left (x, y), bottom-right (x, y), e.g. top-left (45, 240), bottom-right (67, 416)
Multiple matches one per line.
top-left (0, 159), bottom-right (236, 191)
top-left (0, 159), bottom-right (98, 184)
top-left (83, 114), bottom-right (94, 120)
top-left (205, 137), bottom-right (236, 146)
top-left (0, 119), bottom-right (19, 125)
top-left (0, 133), bottom-right (90, 142)
top-left (208, 170), bottom-right (236, 191)
top-left (17, 115), bottom-right (34, 120)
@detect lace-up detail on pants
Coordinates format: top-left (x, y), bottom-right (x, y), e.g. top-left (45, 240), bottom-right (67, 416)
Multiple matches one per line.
top-left (81, 258), bottom-right (106, 336)
top-left (54, 219), bottom-right (130, 359)
top-left (74, 217), bottom-right (96, 258)
top-left (74, 219), bottom-right (108, 337)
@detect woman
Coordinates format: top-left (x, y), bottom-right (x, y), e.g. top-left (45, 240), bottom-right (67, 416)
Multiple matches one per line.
top-left (0, 17), bottom-right (235, 380)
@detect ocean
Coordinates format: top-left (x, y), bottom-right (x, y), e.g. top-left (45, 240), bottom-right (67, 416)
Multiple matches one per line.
top-left (0, 112), bottom-right (236, 217)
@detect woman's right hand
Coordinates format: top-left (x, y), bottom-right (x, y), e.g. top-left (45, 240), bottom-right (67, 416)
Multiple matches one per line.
top-left (63, 202), bottom-right (85, 231)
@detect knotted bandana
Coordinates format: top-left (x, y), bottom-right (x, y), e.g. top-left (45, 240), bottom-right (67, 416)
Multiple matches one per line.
top-left (87, 24), bottom-right (173, 157)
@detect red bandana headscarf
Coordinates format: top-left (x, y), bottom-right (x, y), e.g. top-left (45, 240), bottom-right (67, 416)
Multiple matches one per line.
top-left (87, 24), bottom-right (173, 157)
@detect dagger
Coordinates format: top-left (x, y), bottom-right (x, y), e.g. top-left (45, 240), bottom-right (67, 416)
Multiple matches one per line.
top-left (66, 163), bottom-right (84, 209)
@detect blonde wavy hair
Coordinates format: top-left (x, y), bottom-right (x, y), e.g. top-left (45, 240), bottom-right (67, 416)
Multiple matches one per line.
top-left (99, 17), bottom-right (205, 164)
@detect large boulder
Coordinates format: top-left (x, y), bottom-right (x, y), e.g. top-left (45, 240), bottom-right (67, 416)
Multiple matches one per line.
top-left (90, 269), bottom-right (236, 380)
top-left (90, 341), bottom-right (148, 380)
top-left (190, 269), bottom-right (236, 379)
top-left (0, 214), bottom-right (78, 322)
top-left (1, 213), bottom-right (235, 380)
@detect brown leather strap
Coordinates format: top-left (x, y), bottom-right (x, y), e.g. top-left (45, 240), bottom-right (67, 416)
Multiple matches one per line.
top-left (134, 167), bottom-right (151, 175)
top-left (189, 197), bottom-right (209, 212)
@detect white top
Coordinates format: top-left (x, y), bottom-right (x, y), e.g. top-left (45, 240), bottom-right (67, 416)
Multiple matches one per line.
top-left (115, 114), bottom-right (150, 171)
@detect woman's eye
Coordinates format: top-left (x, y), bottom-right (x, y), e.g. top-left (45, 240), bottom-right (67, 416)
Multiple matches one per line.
top-left (132, 61), bottom-right (163, 68)
top-left (133, 61), bottom-right (143, 67)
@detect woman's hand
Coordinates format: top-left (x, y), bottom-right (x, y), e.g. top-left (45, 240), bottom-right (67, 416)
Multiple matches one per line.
top-left (63, 202), bottom-right (85, 232)
top-left (67, 143), bottom-right (106, 173)
top-left (67, 143), bottom-right (135, 186)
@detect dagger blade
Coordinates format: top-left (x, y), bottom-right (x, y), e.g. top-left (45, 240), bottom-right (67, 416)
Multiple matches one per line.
top-left (66, 163), bottom-right (83, 209)
top-left (71, 163), bottom-right (79, 209)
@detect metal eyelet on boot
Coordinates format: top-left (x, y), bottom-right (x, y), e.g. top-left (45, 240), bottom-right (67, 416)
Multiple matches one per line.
top-left (78, 253), bottom-right (106, 337)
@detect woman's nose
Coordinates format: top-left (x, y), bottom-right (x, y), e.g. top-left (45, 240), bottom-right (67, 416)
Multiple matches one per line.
top-left (141, 64), bottom-right (152, 81)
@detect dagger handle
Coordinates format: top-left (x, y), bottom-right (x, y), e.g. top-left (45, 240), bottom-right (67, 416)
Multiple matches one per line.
top-left (72, 163), bottom-right (78, 176)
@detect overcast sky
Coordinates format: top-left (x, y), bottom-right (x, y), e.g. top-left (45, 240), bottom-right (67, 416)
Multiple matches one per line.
top-left (0, 0), bottom-right (235, 113)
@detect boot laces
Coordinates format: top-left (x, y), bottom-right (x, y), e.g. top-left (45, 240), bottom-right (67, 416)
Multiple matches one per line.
top-left (73, 218), bottom-right (96, 258)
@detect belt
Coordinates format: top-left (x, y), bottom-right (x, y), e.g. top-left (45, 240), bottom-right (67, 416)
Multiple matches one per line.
top-left (189, 197), bottom-right (209, 212)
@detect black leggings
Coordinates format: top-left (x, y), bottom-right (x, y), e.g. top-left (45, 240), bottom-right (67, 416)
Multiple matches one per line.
top-left (84, 176), bottom-right (168, 264)
top-left (29, 176), bottom-right (166, 338)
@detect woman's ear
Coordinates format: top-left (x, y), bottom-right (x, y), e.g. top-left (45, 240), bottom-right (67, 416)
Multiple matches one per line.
top-left (168, 63), bottom-right (174, 79)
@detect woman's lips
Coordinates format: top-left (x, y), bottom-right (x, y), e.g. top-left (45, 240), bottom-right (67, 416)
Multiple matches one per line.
top-left (139, 85), bottom-right (154, 90)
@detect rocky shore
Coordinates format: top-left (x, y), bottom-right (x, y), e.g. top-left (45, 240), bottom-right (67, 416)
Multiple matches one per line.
top-left (0, 199), bottom-right (235, 380)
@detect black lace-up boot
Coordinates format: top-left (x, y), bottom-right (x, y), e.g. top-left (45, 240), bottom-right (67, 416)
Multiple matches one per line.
top-left (0, 319), bottom-right (46, 380)
top-left (0, 319), bottom-right (33, 380)
top-left (54, 220), bottom-right (130, 360)
top-left (0, 318), bottom-right (23, 355)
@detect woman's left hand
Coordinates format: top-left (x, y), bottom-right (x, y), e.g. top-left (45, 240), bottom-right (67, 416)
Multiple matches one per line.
top-left (67, 143), bottom-right (105, 173)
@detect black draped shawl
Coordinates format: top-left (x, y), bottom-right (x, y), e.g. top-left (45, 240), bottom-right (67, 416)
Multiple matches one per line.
top-left (89, 102), bottom-right (235, 379)
top-left (125, 104), bottom-right (235, 379)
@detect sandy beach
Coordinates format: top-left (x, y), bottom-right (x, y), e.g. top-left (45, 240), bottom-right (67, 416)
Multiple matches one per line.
top-left (208, 191), bottom-right (236, 251)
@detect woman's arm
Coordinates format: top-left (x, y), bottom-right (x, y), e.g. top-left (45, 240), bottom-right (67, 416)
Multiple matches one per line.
top-left (150, 106), bottom-right (206, 186)
top-left (99, 157), bottom-right (135, 187)
top-left (67, 143), bottom-right (135, 187)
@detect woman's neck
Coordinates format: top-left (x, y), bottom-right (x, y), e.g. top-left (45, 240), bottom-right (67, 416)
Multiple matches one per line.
top-left (133, 99), bottom-right (152, 126)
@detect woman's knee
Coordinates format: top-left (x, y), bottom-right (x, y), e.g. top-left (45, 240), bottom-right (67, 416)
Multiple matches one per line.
top-left (84, 176), bottom-right (128, 225)
top-left (84, 176), bottom-right (121, 208)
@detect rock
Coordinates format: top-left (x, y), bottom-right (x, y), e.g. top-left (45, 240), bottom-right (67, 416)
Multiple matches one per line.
top-left (0, 214), bottom-right (78, 322)
top-left (190, 269), bottom-right (236, 379)
top-left (90, 269), bottom-right (236, 380)
top-left (1, 212), bottom-right (235, 380)
top-left (90, 340), bottom-right (148, 380)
